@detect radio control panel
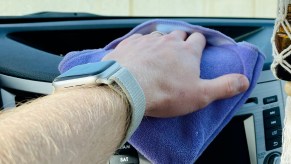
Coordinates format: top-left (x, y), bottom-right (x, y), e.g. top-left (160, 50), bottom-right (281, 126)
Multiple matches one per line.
top-left (111, 70), bottom-right (286, 164)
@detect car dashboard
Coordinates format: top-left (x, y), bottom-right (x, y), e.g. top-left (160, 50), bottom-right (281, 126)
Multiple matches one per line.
top-left (0, 17), bottom-right (284, 164)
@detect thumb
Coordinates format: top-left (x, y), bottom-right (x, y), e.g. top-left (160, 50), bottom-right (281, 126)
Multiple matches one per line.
top-left (199, 74), bottom-right (250, 104)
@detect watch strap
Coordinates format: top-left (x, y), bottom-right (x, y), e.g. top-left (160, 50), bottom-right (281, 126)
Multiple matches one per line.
top-left (109, 67), bottom-right (146, 146)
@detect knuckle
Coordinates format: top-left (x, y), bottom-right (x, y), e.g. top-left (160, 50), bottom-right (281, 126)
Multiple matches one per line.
top-left (225, 78), bottom-right (236, 96)
top-left (131, 34), bottom-right (141, 38)
top-left (118, 38), bottom-right (131, 46)
top-left (121, 34), bottom-right (143, 44)
top-left (163, 34), bottom-right (175, 41)
top-left (198, 86), bottom-right (211, 109)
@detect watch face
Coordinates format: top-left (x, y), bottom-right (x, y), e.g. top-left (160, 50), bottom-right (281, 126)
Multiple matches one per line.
top-left (53, 60), bottom-right (121, 90)
top-left (54, 60), bottom-right (116, 82)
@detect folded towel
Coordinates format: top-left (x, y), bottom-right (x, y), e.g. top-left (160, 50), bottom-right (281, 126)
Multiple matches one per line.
top-left (58, 19), bottom-right (265, 163)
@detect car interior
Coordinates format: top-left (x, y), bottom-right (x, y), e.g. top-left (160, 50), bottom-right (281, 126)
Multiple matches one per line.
top-left (0, 1), bottom-right (284, 164)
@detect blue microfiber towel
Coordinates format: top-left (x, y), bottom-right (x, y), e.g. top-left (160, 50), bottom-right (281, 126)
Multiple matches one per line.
top-left (58, 19), bottom-right (265, 163)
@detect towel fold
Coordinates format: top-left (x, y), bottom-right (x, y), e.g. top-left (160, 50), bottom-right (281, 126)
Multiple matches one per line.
top-left (58, 19), bottom-right (265, 163)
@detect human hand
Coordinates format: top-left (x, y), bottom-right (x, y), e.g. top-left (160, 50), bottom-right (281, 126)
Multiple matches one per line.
top-left (102, 30), bottom-right (249, 117)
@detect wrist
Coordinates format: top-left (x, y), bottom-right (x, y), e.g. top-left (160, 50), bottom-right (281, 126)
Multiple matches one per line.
top-left (53, 61), bottom-right (146, 146)
top-left (102, 85), bottom-right (133, 146)
top-left (96, 86), bottom-right (132, 146)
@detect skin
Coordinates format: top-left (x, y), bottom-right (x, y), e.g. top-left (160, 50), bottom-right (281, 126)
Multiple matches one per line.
top-left (103, 30), bottom-right (249, 117)
top-left (0, 31), bottom-right (249, 164)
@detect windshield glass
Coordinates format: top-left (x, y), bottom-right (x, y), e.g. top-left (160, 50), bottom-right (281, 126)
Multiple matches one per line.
top-left (0, 0), bottom-right (277, 18)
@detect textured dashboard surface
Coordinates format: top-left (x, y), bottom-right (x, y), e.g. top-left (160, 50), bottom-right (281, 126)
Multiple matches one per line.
top-left (0, 18), bottom-right (274, 82)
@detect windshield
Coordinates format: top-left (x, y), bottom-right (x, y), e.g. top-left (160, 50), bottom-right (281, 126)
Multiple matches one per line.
top-left (0, 0), bottom-right (277, 18)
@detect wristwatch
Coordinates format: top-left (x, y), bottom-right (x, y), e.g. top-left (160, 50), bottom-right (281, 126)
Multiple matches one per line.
top-left (52, 60), bottom-right (146, 145)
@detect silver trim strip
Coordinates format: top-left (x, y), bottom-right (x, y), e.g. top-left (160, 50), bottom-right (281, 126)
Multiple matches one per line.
top-left (257, 70), bottom-right (277, 83)
top-left (0, 74), bottom-right (53, 94)
top-left (1, 88), bottom-right (16, 109)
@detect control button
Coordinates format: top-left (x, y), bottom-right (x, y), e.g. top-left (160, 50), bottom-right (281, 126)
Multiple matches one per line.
top-left (265, 137), bottom-right (282, 151)
top-left (110, 155), bottom-right (139, 164)
top-left (263, 95), bottom-right (278, 104)
top-left (265, 129), bottom-right (282, 139)
top-left (263, 152), bottom-right (281, 164)
top-left (264, 117), bottom-right (281, 129)
top-left (115, 143), bottom-right (138, 155)
top-left (245, 97), bottom-right (258, 104)
top-left (263, 107), bottom-right (280, 118)
top-left (111, 142), bottom-right (139, 164)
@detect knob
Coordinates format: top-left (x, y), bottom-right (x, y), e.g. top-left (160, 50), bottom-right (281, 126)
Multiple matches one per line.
top-left (264, 152), bottom-right (281, 164)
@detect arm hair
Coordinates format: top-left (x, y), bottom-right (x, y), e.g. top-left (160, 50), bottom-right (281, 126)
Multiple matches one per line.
top-left (0, 86), bottom-right (130, 164)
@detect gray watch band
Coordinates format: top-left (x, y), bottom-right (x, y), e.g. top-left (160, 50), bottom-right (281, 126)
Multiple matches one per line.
top-left (53, 61), bottom-right (146, 146)
top-left (109, 67), bottom-right (146, 145)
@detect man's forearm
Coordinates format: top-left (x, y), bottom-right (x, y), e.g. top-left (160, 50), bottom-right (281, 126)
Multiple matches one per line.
top-left (0, 86), bottom-right (129, 164)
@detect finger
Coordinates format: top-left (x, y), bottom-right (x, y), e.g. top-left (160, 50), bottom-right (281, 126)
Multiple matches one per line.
top-left (149, 31), bottom-right (165, 36)
top-left (198, 74), bottom-right (249, 107)
top-left (186, 32), bottom-right (206, 57)
top-left (117, 34), bottom-right (143, 48)
top-left (169, 30), bottom-right (187, 40)
top-left (127, 33), bottom-right (143, 40)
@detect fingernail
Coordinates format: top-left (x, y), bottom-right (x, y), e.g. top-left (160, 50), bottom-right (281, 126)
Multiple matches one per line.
top-left (236, 76), bottom-right (249, 92)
